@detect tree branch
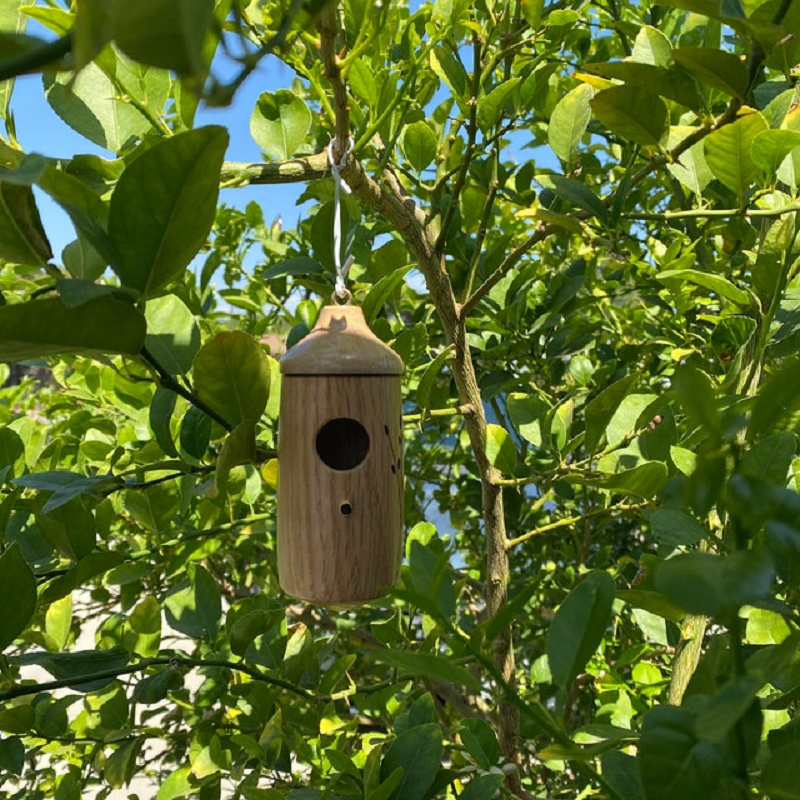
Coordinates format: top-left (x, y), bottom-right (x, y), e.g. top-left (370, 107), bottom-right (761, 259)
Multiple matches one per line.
top-left (0, 655), bottom-right (316, 703)
top-left (220, 152), bottom-right (330, 186)
top-left (0, 31), bottom-right (73, 82)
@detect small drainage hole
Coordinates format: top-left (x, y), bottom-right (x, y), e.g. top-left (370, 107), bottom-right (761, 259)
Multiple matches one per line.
top-left (340, 502), bottom-right (353, 516)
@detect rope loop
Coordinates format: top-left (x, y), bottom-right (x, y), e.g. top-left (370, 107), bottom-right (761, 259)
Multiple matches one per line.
top-left (327, 137), bottom-right (355, 301)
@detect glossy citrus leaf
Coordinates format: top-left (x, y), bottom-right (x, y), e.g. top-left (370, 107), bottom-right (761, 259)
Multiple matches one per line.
top-left (703, 108), bottom-right (768, 202)
top-left (112, 0), bottom-right (215, 78)
top-left (401, 121), bottom-right (437, 171)
top-left (484, 423), bottom-right (517, 475)
top-left (379, 723), bottom-right (443, 800)
top-left (546, 571), bottom-right (615, 689)
top-left (144, 294), bottom-right (201, 376)
top-left (250, 90), bottom-right (312, 161)
top-left (672, 46), bottom-right (748, 98)
top-left (591, 85), bottom-right (668, 145)
top-left (0, 296), bottom-right (146, 361)
top-left (0, 542), bottom-right (37, 650)
top-left (163, 564), bottom-right (221, 640)
top-left (108, 126), bottom-right (228, 297)
top-left (582, 62), bottom-right (702, 110)
top-left (193, 331), bottom-right (270, 428)
top-left (548, 84), bottom-right (594, 165)
top-left (0, 181), bottom-right (51, 266)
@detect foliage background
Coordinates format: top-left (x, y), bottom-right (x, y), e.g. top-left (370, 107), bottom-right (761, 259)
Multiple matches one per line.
top-left (2, 0), bottom-right (800, 799)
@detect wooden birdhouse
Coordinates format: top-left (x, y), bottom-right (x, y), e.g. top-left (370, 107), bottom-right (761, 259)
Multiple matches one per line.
top-left (277, 304), bottom-right (404, 605)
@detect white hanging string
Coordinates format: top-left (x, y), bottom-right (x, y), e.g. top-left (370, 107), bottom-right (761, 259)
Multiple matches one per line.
top-left (327, 136), bottom-right (355, 303)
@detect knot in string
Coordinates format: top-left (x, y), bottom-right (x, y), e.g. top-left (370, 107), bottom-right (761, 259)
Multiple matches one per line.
top-left (328, 137), bottom-right (355, 302)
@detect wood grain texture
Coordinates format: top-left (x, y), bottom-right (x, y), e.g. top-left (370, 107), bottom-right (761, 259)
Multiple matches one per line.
top-left (280, 305), bottom-right (403, 375)
top-left (277, 375), bottom-right (403, 605)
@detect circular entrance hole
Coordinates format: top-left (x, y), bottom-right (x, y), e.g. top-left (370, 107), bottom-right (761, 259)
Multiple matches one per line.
top-left (316, 418), bottom-right (370, 471)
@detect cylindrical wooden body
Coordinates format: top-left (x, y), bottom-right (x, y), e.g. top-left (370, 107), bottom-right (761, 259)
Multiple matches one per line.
top-left (277, 304), bottom-right (404, 605)
top-left (278, 375), bottom-right (403, 604)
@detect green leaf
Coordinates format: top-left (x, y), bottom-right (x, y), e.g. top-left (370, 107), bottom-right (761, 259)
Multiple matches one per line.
top-left (507, 393), bottom-right (550, 448)
top-left (0, 736), bottom-right (24, 776)
top-left (0, 0), bottom-right (25, 120)
top-left (0, 542), bottom-right (37, 649)
top-left (751, 129), bottom-right (800, 177)
top-left (672, 46), bottom-right (748, 98)
top-left (599, 751), bottom-right (641, 800)
top-left (484, 423), bottom-right (517, 475)
top-left (380, 723), bottom-right (443, 800)
top-left (477, 78), bottom-right (520, 132)
top-left (163, 564), bottom-right (221, 640)
top-left (639, 705), bottom-right (723, 800)
top-left (460, 774), bottom-right (503, 800)
top-left (650, 509), bottom-right (707, 548)
top-left (401, 121), bottom-right (437, 172)
top-left (36, 166), bottom-right (118, 268)
top-left (348, 57), bottom-right (377, 107)
top-left (108, 126), bottom-right (229, 298)
top-left (654, 551), bottom-right (775, 616)
top-left (460, 718), bottom-right (500, 770)
top-left (150, 388), bottom-right (179, 457)
top-left (44, 594), bottom-right (72, 652)
top-left (104, 737), bottom-right (144, 790)
top-left (411, 347), bottom-right (449, 413)
top-left (703, 109), bottom-right (768, 202)
top-left (749, 357), bottom-right (800, 440)
top-left (0, 181), bottom-right (52, 265)
top-left (37, 497), bottom-right (96, 559)
top-left (582, 62), bottom-right (702, 111)
top-left (125, 596), bottom-right (161, 658)
top-left (44, 59), bottom-right (158, 152)
top-left (362, 265), bottom-right (412, 325)
top-left (694, 675), bottom-right (763, 742)
top-left (656, 268), bottom-right (751, 306)
top-left (548, 84), bottom-right (594, 165)
top-left (154, 765), bottom-right (193, 800)
top-left (145, 294), bottom-right (201, 376)
top-left (550, 175), bottom-right (608, 223)
top-left (741, 432), bottom-right (796, 484)
top-left (215, 420), bottom-right (257, 494)
top-left (667, 126), bottom-right (714, 193)
top-left (261, 257), bottom-right (324, 281)
top-left (0, 295), bottom-right (145, 361)
top-left (546, 571), bottom-right (615, 689)
top-left (585, 374), bottom-right (638, 453)
top-left (370, 649), bottom-right (480, 690)
top-left (429, 45), bottom-right (467, 99)
top-left (133, 667), bottom-right (183, 705)
top-left (112, 0), bottom-right (215, 78)
top-left (673, 366), bottom-right (719, 434)
top-left (631, 25), bottom-right (672, 67)
top-left (250, 90), bottom-right (312, 161)
top-left (762, 741), bottom-right (800, 799)
top-left (13, 647), bottom-right (130, 692)
top-left (591, 85), bottom-right (668, 145)
top-left (179, 405), bottom-right (212, 460)
top-left (605, 393), bottom-right (656, 447)
top-left (0, 426), bottom-right (25, 480)
top-left (579, 462), bottom-right (668, 498)
top-left (407, 539), bottom-right (456, 621)
top-left (193, 330), bottom-right (270, 427)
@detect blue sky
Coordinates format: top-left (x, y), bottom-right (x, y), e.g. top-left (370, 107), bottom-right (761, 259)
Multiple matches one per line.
top-left (9, 49), bottom-right (306, 260)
